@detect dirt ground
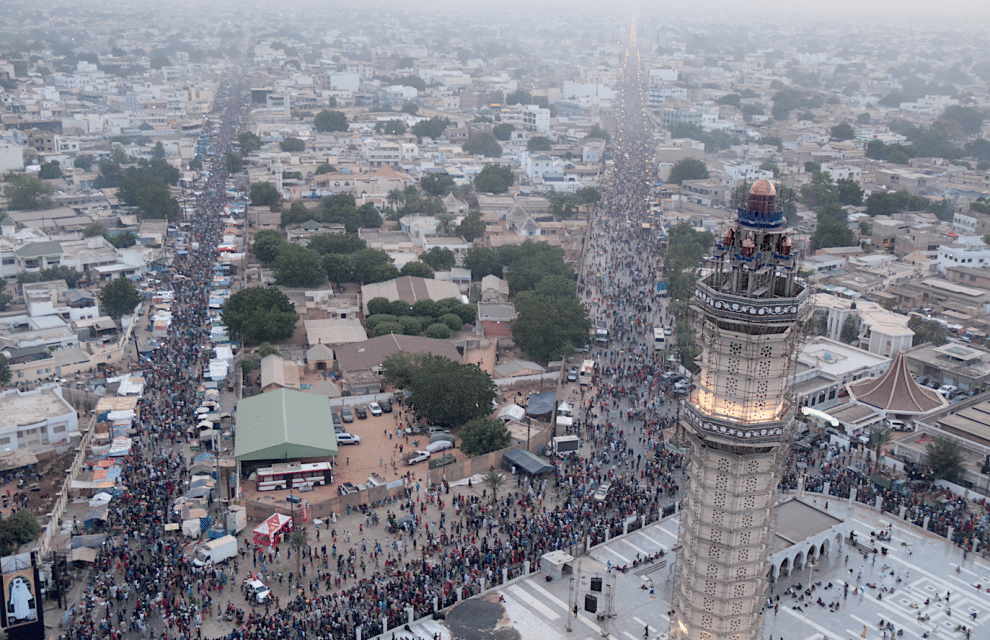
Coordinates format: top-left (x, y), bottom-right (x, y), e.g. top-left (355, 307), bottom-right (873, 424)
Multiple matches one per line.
top-left (0, 450), bottom-right (75, 520)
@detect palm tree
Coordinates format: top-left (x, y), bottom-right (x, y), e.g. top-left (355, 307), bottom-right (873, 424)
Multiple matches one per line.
top-left (868, 424), bottom-right (892, 475)
top-left (483, 470), bottom-right (506, 503)
top-left (386, 188), bottom-right (404, 212)
top-left (435, 213), bottom-right (456, 235)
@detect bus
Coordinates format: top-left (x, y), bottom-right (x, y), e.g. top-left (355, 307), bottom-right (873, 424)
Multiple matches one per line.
top-left (653, 327), bottom-right (666, 351)
top-left (256, 462), bottom-right (332, 492)
top-left (578, 359), bottom-right (595, 385)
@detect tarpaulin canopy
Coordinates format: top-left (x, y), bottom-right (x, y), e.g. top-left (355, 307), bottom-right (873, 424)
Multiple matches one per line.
top-left (70, 548), bottom-right (98, 563)
top-left (503, 449), bottom-right (554, 476)
top-left (252, 512), bottom-right (293, 547)
top-left (182, 519), bottom-right (201, 537)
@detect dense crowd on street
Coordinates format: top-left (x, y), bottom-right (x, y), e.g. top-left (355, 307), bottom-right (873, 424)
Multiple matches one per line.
top-left (54, 44), bottom-right (990, 640)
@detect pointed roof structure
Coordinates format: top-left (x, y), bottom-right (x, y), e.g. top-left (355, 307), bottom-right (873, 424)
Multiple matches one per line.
top-left (846, 352), bottom-right (948, 415)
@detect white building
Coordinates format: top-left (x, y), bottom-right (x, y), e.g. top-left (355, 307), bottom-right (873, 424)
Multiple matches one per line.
top-left (0, 385), bottom-right (79, 452)
top-left (936, 239), bottom-right (990, 273)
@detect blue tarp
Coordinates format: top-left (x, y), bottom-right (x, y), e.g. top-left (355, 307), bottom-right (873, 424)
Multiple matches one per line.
top-left (526, 391), bottom-right (556, 416)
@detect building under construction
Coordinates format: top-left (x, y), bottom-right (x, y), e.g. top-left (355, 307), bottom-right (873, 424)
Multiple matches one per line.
top-left (671, 180), bottom-right (810, 640)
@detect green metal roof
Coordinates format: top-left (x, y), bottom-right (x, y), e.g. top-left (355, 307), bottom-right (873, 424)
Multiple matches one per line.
top-left (14, 240), bottom-right (62, 258)
top-left (234, 388), bottom-right (338, 462)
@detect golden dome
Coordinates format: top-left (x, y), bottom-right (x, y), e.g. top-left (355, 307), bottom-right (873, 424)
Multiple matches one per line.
top-left (749, 179), bottom-right (776, 197)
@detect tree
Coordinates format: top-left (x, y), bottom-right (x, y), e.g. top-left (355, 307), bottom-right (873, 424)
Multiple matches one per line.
top-left (839, 315), bottom-right (859, 344)
top-left (420, 174), bottom-right (455, 197)
top-left (492, 123), bottom-right (514, 141)
top-left (252, 229), bottom-right (285, 264)
top-left (868, 424), bottom-right (892, 471)
top-left (801, 171), bottom-right (838, 208)
top-left (117, 173), bottom-right (180, 220)
top-left (73, 155), bottom-right (93, 171)
top-left (272, 244), bottom-right (325, 288)
top-left (400, 103), bottom-right (419, 115)
top-left (526, 136), bottom-right (552, 152)
top-left (308, 233), bottom-right (366, 255)
top-left (502, 242), bottom-right (573, 293)
top-left (257, 342), bottom-right (282, 358)
top-left (221, 287), bottom-right (299, 345)
top-left (434, 213), bottom-right (456, 235)
top-left (585, 125), bottom-right (610, 142)
top-left (99, 276), bottom-right (141, 318)
top-left (315, 163), bottom-right (336, 175)
top-left (420, 247), bottom-right (456, 272)
top-left (410, 116), bottom-right (451, 140)
top-left (923, 435), bottom-right (965, 482)
top-left (512, 289), bottom-right (591, 362)
top-left (380, 120), bottom-right (406, 135)
top-left (439, 313), bottom-right (464, 332)
top-left (667, 158), bottom-right (709, 184)
top-left (279, 137), bottom-right (305, 152)
top-left (109, 230), bottom-right (137, 248)
top-left (0, 354), bottom-right (9, 387)
top-left (482, 470), bottom-right (507, 504)
top-left (464, 246), bottom-right (501, 280)
top-left (810, 215), bottom-right (854, 252)
top-left (314, 110), bottom-right (349, 132)
top-left (82, 223), bottom-right (109, 239)
top-left (424, 323), bottom-right (452, 339)
top-left (575, 186), bottom-right (602, 205)
top-left (0, 510), bottom-right (40, 555)
top-left (38, 160), bottom-right (62, 179)
top-left (350, 249), bottom-right (398, 284)
top-left (321, 254), bottom-right (353, 285)
top-left (3, 173), bottom-right (54, 210)
top-left (224, 152), bottom-right (244, 174)
top-left (836, 178), bottom-right (864, 206)
top-left (238, 131), bottom-right (262, 153)
top-left (455, 212), bottom-right (486, 242)
top-left (399, 261), bottom-right (434, 278)
top-left (463, 132), bottom-right (502, 158)
top-left (189, 157), bottom-right (203, 170)
top-left (909, 316), bottom-right (948, 346)
top-left (459, 418), bottom-right (511, 456)
top-left (0, 293), bottom-right (11, 313)
top-left (940, 105), bottom-right (985, 136)
top-left (250, 182), bottom-right (281, 210)
top-left (830, 123), bottom-right (856, 140)
top-left (474, 164), bottom-right (514, 193)
top-left (380, 353), bottom-right (496, 428)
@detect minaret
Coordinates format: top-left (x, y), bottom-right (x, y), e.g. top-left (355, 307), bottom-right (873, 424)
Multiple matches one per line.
top-left (671, 180), bottom-right (809, 640)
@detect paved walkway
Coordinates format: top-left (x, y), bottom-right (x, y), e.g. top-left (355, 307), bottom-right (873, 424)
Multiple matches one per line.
top-left (391, 496), bottom-right (986, 640)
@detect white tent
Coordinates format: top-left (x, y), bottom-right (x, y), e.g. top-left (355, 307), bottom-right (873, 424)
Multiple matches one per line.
top-left (182, 519), bottom-right (201, 537)
top-left (497, 404), bottom-right (526, 423)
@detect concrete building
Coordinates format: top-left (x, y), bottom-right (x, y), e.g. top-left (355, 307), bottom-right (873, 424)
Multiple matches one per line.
top-left (673, 181), bottom-right (810, 640)
top-left (903, 342), bottom-right (990, 394)
top-left (0, 385), bottom-right (79, 452)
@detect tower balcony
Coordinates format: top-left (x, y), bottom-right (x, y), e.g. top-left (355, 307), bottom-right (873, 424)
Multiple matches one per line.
top-left (693, 280), bottom-right (808, 326)
top-left (682, 401), bottom-right (794, 446)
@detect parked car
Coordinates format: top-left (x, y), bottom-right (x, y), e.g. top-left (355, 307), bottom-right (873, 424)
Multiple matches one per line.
top-left (341, 407), bottom-right (354, 423)
top-left (567, 370), bottom-right (578, 383)
top-left (336, 433), bottom-right (361, 445)
top-left (594, 482), bottom-right (612, 502)
top-left (354, 406), bottom-right (368, 419)
top-left (425, 440), bottom-right (453, 454)
top-left (380, 399), bottom-right (393, 413)
top-left (405, 450), bottom-right (431, 465)
top-left (369, 402), bottom-right (382, 416)
top-left (938, 384), bottom-right (958, 397)
top-left (663, 327), bottom-right (672, 336)
top-left (246, 580), bottom-right (271, 604)
top-left (331, 412), bottom-right (342, 427)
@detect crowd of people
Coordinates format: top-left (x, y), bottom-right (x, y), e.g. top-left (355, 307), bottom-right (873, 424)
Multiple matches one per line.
top-left (53, 41), bottom-right (990, 640)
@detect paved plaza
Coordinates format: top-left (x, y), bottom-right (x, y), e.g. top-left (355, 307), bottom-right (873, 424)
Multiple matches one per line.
top-left (390, 496), bottom-right (986, 640)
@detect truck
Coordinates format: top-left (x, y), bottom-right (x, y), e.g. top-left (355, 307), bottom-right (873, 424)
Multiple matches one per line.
top-left (578, 360), bottom-right (595, 385)
top-left (595, 320), bottom-right (609, 346)
top-left (192, 535), bottom-right (238, 567)
top-left (552, 435), bottom-right (580, 456)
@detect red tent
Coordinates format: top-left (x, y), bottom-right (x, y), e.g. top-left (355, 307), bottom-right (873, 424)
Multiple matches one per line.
top-left (252, 512), bottom-right (293, 547)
